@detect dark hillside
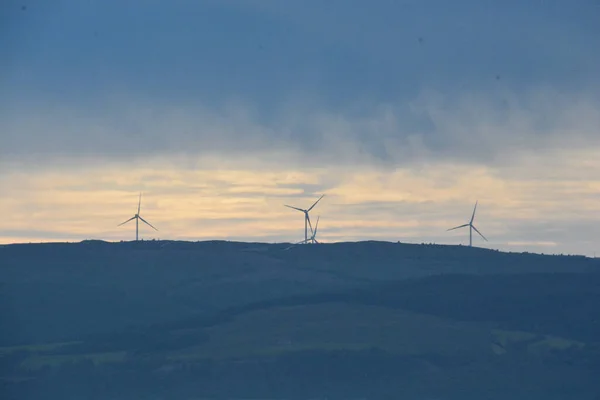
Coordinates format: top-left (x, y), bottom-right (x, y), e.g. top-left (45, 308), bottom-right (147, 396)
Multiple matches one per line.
top-left (1, 240), bottom-right (599, 399)
top-left (1, 240), bottom-right (596, 345)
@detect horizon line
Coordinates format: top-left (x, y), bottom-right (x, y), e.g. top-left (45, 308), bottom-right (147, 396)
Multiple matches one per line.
top-left (0, 239), bottom-right (594, 259)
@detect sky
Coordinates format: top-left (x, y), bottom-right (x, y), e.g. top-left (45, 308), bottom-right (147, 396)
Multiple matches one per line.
top-left (1, 0), bottom-right (600, 256)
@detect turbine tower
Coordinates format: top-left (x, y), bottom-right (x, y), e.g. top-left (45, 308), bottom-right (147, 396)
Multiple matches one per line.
top-left (118, 193), bottom-right (158, 241)
top-left (297, 216), bottom-right (321, 244)
top-left (447, 201), bottom-right (488, 247)
top-left (284, 194), bottom-right (324, 244)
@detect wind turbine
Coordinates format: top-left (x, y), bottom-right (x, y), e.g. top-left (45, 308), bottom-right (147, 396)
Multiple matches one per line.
top-left (298, 216), bottom-right (321, 244)
top-left (284, 194), bottom-right (324, 244)
top-left (447, 201), bottom-right (488, 247)
top-left (118, 193), bottom-right (158, 241)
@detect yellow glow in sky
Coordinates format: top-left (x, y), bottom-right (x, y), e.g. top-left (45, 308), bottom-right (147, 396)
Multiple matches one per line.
top-left (1, 149), bottom-right (599, 256)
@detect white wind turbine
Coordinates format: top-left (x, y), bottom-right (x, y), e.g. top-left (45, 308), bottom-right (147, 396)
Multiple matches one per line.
top-left (447, 200), bottom-right (488, 247)
top-left (118, 193), bottom-right (158, 241)
top-left (297, 216), bottom-right (321, 244)
top-left (284, 194), bottom-right (324, 244)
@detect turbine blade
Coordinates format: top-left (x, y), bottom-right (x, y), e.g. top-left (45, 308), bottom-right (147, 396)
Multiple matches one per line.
top-left (138, 192), bottom-right (142, 214)
top-left (307, 214), bottom-right (314, 235)
top-left (447, 223), bottom-right (469, 231)
top-left (139, 216), bottom-right (158, 231)
top-left (284, 205), bottom-right (305, 213)
top-left (118, 216), bottom-right (136, 226)
top-left (314, 216), bottom-right (320, 236)
top-left (472, 225), bottom-right (488, 241)
top-left (314, 239), bottom-right (320, 244)
top-left (470, 200), bottom-right (478, 223)
top-left (307, 194), bottom-right (325, 212)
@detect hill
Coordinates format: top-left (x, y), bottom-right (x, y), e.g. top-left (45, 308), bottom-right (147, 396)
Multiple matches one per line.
top-left (1, 240), bottom-right (599, 399)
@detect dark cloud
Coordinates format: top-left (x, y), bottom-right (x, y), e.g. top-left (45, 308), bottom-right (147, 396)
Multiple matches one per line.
top-left (2, 0), bottom-right (599, 101)
top-left (1, 88), bottom-right (598, 172)
top-left (0, 0), bottom-right (599, 169)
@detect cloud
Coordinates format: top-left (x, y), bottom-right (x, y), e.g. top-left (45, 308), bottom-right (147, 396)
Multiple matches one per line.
top-left (1, 87), bottom-right (599, 170)
top-left (2, 1), bottom-right (599, 104)
top-left (2, 1), bottom-right (599, 167)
